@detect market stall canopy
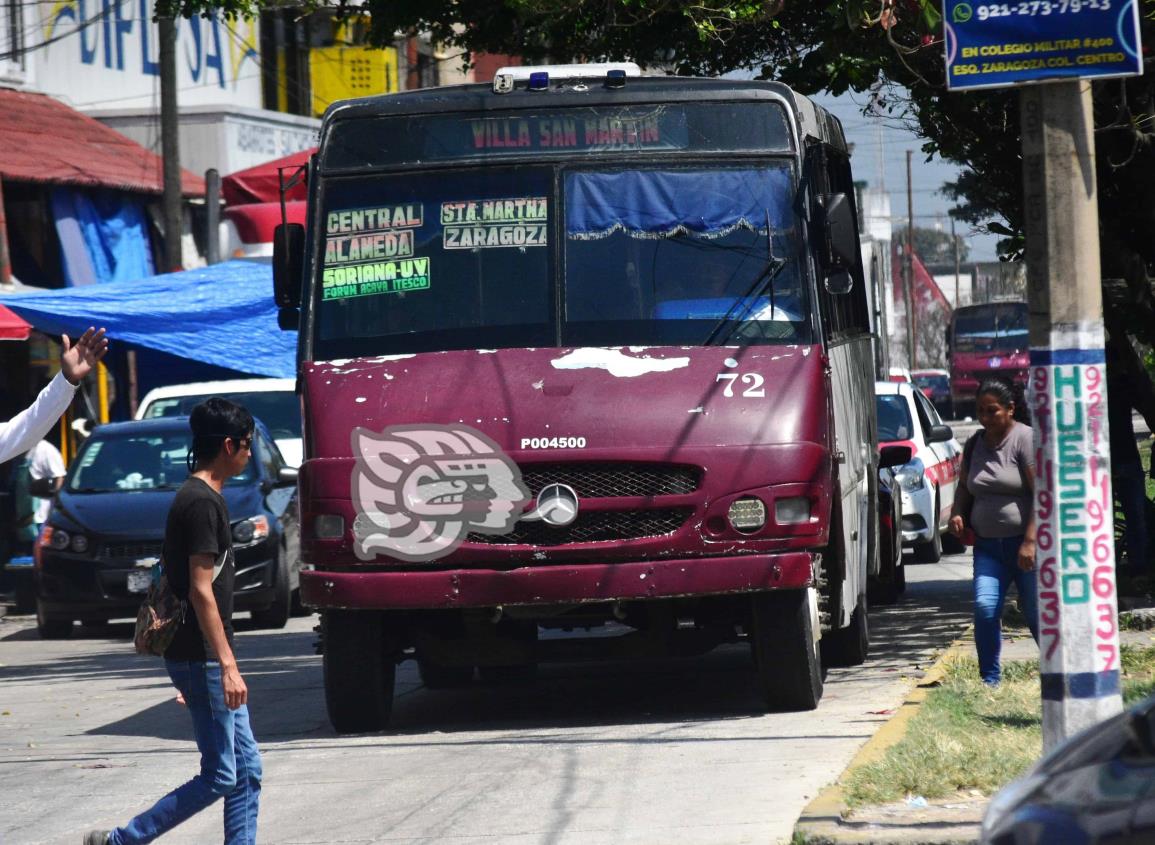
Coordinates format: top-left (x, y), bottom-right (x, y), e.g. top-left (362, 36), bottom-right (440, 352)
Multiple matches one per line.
top-left (0, 304), bottom-right (30, 341)
top-left (222, 149), bottom-right (315, 206)
top-left (0, 260), bottom-right (295, 377)
top-left (0, 89), bottom-right (204, 196)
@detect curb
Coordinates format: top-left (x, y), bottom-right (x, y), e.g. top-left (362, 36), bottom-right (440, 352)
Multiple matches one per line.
top-left (793, 636), bottom-right (979, 845)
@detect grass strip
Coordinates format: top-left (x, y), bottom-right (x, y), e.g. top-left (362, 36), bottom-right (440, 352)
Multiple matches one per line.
top-left (842, 644), bottom-right (1155, 809)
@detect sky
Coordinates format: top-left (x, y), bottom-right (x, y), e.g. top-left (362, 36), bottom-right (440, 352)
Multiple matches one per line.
top-left (810, 92), bottom-right (1003, 262)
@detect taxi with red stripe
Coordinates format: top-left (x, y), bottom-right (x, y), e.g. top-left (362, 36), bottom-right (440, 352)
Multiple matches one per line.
top-left (874, 381), bottom-right (962, 562)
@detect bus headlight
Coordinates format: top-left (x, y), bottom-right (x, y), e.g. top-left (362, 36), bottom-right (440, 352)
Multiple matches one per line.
top-left (775, 497), bottom-right (811, 525)
top-left (727, 497), bottom-right (766, 533)
top-left (895, 459), bottom-right (927, 492)
top-left (314, 514), bottom-right (345, 539)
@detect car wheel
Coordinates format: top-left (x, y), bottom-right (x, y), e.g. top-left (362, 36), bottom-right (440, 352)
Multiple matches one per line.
top-left (251, 549), bottom-right (290, 629)
top-left (896, 558), bottom-right (907, 594)
top-left (750, 588), bottom-right (823, 711)
top-left (290, 587), bottom-right (309, 617)
top-left (914, 494), bottom-right (944, 563)
top-left (823, 592), bottom-right (870, 667)
top-left (36, 601), bottom-right (72, 639)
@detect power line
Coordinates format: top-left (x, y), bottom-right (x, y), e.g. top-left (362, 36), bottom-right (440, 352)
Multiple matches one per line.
top-left (1, 1), bottom-right (117, 61)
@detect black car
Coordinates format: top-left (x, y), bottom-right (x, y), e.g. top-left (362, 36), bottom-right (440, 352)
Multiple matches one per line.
top-left (34, 417), bottom-right (300, 638)
top-left (870, 443), bottom-right (911, 605)
top-left (982, 695), bottom-right (1155, 844)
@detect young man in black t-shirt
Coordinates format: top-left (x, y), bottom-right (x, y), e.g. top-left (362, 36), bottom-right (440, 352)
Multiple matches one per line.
top-left (86, 398), bottom-right (262, 845)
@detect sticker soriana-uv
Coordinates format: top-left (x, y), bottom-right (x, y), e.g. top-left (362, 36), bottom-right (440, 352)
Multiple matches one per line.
top-left (322, 258), bottom-right (431, 301)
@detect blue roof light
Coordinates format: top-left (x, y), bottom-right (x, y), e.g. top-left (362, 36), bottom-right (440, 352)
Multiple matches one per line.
top-left (528, 71), bottom-right (549, 91)
top-left (605, 69), bottom-right (627, 88)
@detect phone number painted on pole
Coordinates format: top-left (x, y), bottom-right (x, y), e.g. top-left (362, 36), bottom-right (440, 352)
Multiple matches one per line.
top-left (943, 0), bottom-right (1143, 90)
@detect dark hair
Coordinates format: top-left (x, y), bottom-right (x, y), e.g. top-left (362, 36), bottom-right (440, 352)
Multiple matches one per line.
top-left (186, 397), bottom-right (254, 471)
top-left (976, 378), bottom-right (1030, 424)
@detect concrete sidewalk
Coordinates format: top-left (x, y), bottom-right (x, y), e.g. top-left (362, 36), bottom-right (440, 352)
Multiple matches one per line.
top-left (793, 621), bottom-right (1155, 845)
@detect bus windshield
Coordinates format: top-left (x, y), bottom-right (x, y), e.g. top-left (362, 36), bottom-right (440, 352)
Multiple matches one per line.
top-left (952, 302), bottom-right (1028, 353)
top-left (313, 160), bottom-right (809, 359)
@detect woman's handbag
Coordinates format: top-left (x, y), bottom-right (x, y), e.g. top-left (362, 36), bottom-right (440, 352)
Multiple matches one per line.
top-left (133, 562), bottom-right (186, 657)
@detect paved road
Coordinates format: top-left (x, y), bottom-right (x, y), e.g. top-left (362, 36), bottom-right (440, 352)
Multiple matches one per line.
top-left (0, 555), bottom-right (975, 845)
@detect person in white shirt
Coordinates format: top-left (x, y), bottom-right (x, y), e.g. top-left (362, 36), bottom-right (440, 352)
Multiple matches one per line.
top-left (28, 439), bottom-right (66, 527)
top-left (0, 327), bottom-right (108, 465)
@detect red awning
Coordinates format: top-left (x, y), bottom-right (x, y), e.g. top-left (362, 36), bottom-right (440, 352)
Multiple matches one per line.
top-left (0, 89), bottom-right (204, 196)
top-left (224, 201), bottom-right (307, 244)
top-left (0, 304), bottom-right (31, 341)
top-left (222, 149), bottom-right (315, 206)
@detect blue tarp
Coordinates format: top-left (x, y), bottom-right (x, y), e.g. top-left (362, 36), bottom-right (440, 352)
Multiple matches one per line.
top-left (50, 188), bottom-right (155, 286)
top-left (565, 168), bottom-right (795, 240)
top-left (0, 260), bottom-right (296, 378)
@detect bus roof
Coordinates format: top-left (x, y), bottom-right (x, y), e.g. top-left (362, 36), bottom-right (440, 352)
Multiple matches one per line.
top-left (319, 75), bottom-right (848, 155)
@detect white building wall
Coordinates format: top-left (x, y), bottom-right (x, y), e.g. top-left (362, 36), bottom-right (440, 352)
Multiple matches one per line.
top-left (32, 2), bottom-right (263, 111)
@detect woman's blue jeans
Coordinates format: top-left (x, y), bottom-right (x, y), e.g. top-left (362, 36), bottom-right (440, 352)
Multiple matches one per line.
top-left (973, 535), bottom-right (1040, 685)
top-left (109, 660), bottom-right (262, 845)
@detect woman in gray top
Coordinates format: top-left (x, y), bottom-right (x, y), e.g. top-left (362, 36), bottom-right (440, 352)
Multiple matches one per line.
top-left (949, 380), bottom-right (1039, 685)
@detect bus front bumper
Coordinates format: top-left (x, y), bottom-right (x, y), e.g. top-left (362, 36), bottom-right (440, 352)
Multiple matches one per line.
top-left (300, 552), bottom-right (818, 610)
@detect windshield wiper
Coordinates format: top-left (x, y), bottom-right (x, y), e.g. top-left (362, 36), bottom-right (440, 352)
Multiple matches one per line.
top-left (704, 210), bottom-right (787, 346)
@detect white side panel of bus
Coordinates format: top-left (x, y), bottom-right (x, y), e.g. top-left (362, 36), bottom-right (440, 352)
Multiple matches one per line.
top-left (827, 336), bottom-right (877, 627)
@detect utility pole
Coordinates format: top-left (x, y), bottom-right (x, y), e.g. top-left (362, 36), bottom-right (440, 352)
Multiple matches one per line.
top-left (903, 150), bottom-right (916, 369)
top-left (159, 16), bottom-right (183, 271)
top-left (1021, 80), bottom-right (1122, 751)
top-left (0, 177), bottom-right (11, 285)
top-left (205, 169), bottom-right (221, 265)
top-left (951, 216), bottom-right (961, 307)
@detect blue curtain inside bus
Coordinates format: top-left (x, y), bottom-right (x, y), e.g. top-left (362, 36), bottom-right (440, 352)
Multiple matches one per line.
top-left (565, 168), bottom-right (795, 241)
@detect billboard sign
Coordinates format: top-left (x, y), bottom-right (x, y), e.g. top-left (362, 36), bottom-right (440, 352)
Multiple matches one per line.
top-left (944, 0), bottom-right (1143, 91)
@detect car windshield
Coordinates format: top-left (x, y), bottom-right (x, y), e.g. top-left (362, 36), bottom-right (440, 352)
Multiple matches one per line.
top-left (876, 395), bottom-right (915, 442)
top-left (142, 391), bottom-right (300, 441)
top-left (311, 159), bottom-right (809, 359)
top-left (67, 431), bottom-right (254, 493)
top-left (953, 303), bottom-right (1028, 353)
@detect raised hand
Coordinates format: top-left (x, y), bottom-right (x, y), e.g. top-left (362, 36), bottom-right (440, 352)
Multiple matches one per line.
top-left (61, 327), bottom-right (109, 386)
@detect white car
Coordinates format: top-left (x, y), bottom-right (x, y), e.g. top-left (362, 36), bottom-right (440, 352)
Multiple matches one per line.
top-left (874, 381), bottom-right (962, 562)
top-left (135, 378), bottom-right (301, 467)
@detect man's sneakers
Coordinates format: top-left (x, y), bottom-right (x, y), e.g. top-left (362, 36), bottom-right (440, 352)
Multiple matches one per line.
top-left (83, 832), bottom-right (110, 845)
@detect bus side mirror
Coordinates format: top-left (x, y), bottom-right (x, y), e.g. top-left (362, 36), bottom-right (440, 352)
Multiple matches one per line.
top-left (879, 444), bottom-right (913, 469)
top-left (273, 223), bottom-right (304, 309)
top-left (820, 193), bottom-right (856, 294)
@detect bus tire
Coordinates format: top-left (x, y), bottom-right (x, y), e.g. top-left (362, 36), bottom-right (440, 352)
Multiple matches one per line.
top-left (323, 610), bottom-right (396, 733)
top-left (750, 588), bottom-right (822, 711)
top-left (822, 592), bottom-right (870, 667)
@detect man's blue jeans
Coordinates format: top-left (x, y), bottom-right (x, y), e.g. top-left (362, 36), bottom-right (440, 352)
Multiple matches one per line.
top-left (973, 535), bottom-right (1039, 685)
top-left (109, 660), bottom-right (262, 845)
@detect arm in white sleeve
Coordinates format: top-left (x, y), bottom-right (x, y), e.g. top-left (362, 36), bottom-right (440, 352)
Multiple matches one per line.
top-left (0, 373), bottom-right (77, 464)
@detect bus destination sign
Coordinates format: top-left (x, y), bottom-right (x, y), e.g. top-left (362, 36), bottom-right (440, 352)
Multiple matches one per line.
top-left (943, 0), bottom-right (1143, 91)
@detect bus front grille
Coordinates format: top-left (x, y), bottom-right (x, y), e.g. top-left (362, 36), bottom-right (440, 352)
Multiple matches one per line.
top-left (518, 463), bottom-right (700, 498)
top-left (468, 508), bottom-right (693, 546)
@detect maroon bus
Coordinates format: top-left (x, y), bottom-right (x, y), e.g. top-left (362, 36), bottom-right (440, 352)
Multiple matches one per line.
top-left (274, 65), bottom-right (885, 731)
top-left (947, 300), bottom-right (1029, 417)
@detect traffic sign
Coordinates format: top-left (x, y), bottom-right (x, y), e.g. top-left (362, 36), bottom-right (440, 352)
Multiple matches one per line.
top-left (944, 0), bottom-right (1143, 91)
